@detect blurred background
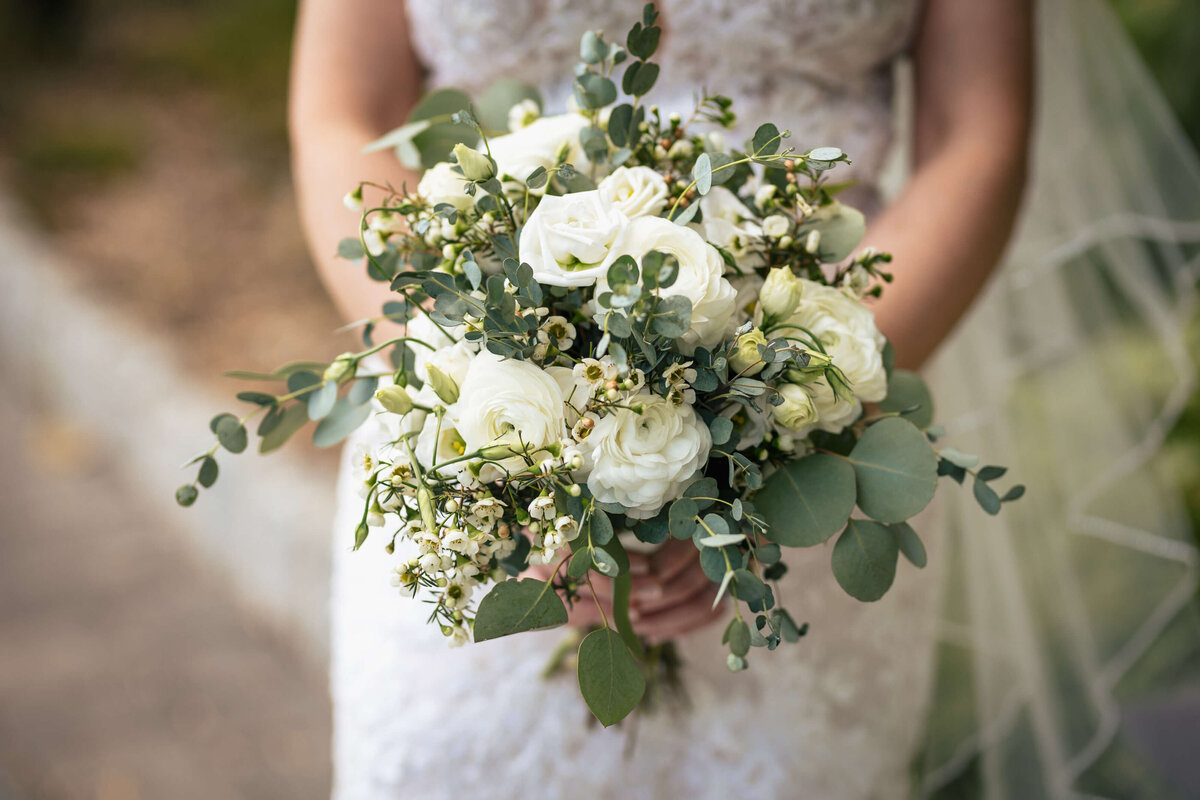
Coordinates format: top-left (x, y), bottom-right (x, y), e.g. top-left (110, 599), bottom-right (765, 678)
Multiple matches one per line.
top-left (0, 1), bottom-right (1197, 798)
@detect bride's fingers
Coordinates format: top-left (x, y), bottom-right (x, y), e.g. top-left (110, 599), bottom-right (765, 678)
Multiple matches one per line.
top-left (633, 592), bottom-right (726, 643)
top-left (646, 540), bottom-right (702, 583)
top-left (630, 562), bottom-right (715, 614)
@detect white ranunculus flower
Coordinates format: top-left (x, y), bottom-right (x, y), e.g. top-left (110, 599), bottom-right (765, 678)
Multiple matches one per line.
top-left (787, 280), bottom-right (887, 403)
top-left (519, 190), bottom-right (628, 287)
top-left (488, 113), bottom-right (589, 185)
top-left (451, 351), bottom-right (568, 479)
top-left (597, 166), bottom-right (669, 219)
top-left (582, 392), bottom-right (712, 519)
top-left (601, 216), bottom-right (738, 353)
top-left (417, 162), bottom-right (473, 212)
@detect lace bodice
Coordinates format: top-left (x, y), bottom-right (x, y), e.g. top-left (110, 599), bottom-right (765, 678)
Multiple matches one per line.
top-left (332, 4), bottom-right (934, 799)
top-left (405, 0), bottom-right (920, 189)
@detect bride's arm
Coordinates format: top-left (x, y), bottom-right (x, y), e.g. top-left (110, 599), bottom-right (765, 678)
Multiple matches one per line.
top-left (867, 0), bottom-right (1033, 369)
top-left (289, 0), bottom-right (424, 326)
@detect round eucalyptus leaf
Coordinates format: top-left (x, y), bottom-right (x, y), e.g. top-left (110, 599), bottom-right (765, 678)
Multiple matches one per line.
top-left (312, 398), bottom-right (372, 448)
top-left (879, 369), bottom-right (935, 429)
top-left (197, 456), bottom-right (218, 489)
top-left (175, 485), bottom-right (198, 507)
top-left (891, 522), bottom-right (927, 568)
top-left (832, 519), bottom-right (899, 602)
top-left (215, 415), bottom-right (247, 454)
top-left (308, 380), bottom-right (338, 421)
top-left (755, 454), bottom-right (856, 546)
top-left (577, 628), bottom-right (645, 727)
top-left (848, 418), bottom-right (938, 524)
top-left (807, 146), bottom-right (844, 162)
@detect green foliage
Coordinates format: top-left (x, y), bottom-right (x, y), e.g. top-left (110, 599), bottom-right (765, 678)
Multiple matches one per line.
top-left (879, 370), bottom-right (935, 429)
top-left (832, 519), bottom-right (899, 602)
top-left (755, 454), bottom-right (856, 546)
top-left (312, 398), bottom-right (371, 448)
top-left (577, 628), bottom-right (645, 726)
top-left (847, 418), bottom-right (938, 524)
top-left (473, 579), bottom-right (568, 642)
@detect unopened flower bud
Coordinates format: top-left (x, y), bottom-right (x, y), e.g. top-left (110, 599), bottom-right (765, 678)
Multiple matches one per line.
top-left (324, 353), bottom-right (358, 384)
top-left (375, 385), bottom-right (414, 415)
top-left (805, 229), bottom-right (821, 254)
top-left (343, 186), bottom-right (364, 211)
top-left (452, 143), bottom-right (497, 182)
top-left (363, 228), bottom-right (386, 257)
top-left (729, 328), bottom-right (768, 376)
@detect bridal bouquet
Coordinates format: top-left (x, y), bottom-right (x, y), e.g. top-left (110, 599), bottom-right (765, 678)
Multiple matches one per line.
top-left (180, 4), bottom-right (1020, 726)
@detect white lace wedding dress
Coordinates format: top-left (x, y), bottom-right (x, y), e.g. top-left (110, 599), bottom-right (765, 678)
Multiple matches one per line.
top-left (330, 2), bottom-right (939, 798)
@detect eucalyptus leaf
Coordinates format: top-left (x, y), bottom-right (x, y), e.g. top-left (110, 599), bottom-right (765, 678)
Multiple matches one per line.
top-left (832, 519), bottom-right (899, 602)
top-left (847, 418), bottom-right (938, 524)
top-left (215, 415), bottom-right (247, 454)
top-left (700, 533), bottom-right (746, 548)
top-left (693, 152), bottom-right (712, 195)
top-left (891, 522), bottom-right (927, 568)
top-left (259, 404), bottom-right (309, 454)
top-left (577, 628), bottom-right (645, 727)
top-left (307, 380), bottom-right (338, 421)
top-left (312, 398), bottom-right (372, 448)
top-left (879, 370), bottom-right (935, 429)
top-left (197, 456), bottom-right (218, 488)
top-left (755, 454), bottom-right (856, 546)
top-left (473, 578), bottom-right (568, 642)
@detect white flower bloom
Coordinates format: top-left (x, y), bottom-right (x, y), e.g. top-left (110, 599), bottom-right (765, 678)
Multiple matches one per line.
top-left (762, 214), bottom-right (791, 238)
top-left (554, 515), bottom-right (580, 541)
top-left (452, 351), bottom-right (568, 479)
top-left (519, 190), bottom-right (628, 287)
top-left (758, 267), bottom-right (805, 320)
top-left (488, 113), bottom-right (589, 185)
top-left (601, 216), bottom-right (738, 353)
top-left (447, 623), bottom-right (470, 648)
top-left (508, 98), bottom-right (541, 132)
top-left (528, 495), bottom-right (556, 522)
top-left (537, 315), bottom-right (577, 350)
top-left (772, 383), bottom-right (820, 432)
top-left (754, 184), bottom-right (777, 207)
top-left (785, 279), bottom-right (887, 405)
top-left (582, 392), bottom-right (712, 519)
top-left (417, 162), bottom-right (473, 212)
top-left (598, 166), bottom-right (669, 219)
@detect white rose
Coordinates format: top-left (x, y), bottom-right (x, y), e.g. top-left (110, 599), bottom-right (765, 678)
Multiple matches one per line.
top-left (771, 383), bottom-right (820, 433)
top-left (451, 351), bottom-right (568, 479)
top-left (488, 113), bottom-right (588, 184)
top-left (519, 190), bottom-right (628, 287)
top-left (582, 393), bottom-right (711, 519)
top-left (417, 162), bottom-right (473, 212)
top-left (601, 216), bottom-right (738, 353)
top-left (758, 267), bottom-right (805, 320)
top-left (597, 166), bottom-right (669, 219)
top-left (788, 280), bottom-right (887, 403)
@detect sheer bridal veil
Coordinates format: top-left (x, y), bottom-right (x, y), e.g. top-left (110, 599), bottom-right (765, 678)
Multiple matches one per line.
top-left (917, 0), bottom-right (1200, 797)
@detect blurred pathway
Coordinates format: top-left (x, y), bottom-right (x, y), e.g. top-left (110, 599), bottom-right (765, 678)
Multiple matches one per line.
top-left (0, 366), bottom-right (331, 798)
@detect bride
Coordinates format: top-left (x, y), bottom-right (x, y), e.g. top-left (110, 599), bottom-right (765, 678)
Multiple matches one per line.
top-left (289, 1), bottom-right (1200, 797)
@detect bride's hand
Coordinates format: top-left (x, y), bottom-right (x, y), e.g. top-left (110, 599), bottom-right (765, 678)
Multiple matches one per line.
top-left (525, 539), bottom-right (725, 642)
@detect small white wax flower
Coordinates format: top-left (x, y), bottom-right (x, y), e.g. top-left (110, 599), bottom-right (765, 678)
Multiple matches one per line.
top-left (362, 228), bottom-right (386, 257)
top-left (762, 214), bottom-right (791, 238)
